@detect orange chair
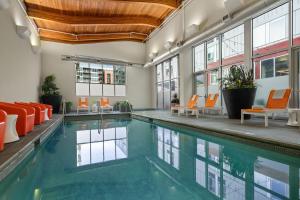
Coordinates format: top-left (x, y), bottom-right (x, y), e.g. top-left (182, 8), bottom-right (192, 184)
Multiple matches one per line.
top-left (198, 94), bottom-right (222, 117)
top-left (31, 103), bottom-right (51, 120)
top-left (15, 102), bottom-right (45, 125)
top-left (39, 103), bottom-right (53, 119)
top-left (77, 97), bottom-right (90, 114)
top-left (241, 89), bottom-right (291, 127)
top-left (171, 95), bottom-right (199, 116)
top-left (0, 103), bottom-right (35, 136)
top-left (0, 109), bottom-right (7, 151)
top-left (99, 98), bottom-right (113, 112)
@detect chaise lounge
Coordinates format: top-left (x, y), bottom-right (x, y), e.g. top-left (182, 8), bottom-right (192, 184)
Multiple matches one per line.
top-left (241, 89), bottom-right (291, 127)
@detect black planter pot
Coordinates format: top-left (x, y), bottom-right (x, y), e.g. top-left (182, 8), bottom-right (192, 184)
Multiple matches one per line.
top-left (223, 88), bottom-right (257, 119)
top-left (41, 95), bottom-right (62, 114)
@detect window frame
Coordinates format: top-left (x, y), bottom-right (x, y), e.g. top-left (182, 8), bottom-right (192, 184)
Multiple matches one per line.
top-left (75, 62), bottom-right (127, 97)
top-left (155, 55), bottom-right (180, 109)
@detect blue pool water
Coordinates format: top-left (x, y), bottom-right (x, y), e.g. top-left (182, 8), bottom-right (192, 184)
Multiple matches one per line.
top-left (0, 118), bottom-right (300, 200)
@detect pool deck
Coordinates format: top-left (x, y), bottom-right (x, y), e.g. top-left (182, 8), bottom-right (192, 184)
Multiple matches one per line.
top-left (132, 110), bottom-right (300, 152)
top-left (0, 115), bottom-right (63, 181)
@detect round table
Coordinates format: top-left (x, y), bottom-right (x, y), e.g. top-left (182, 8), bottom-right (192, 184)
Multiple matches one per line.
top-left (4, 115), bottom-right (20, 143)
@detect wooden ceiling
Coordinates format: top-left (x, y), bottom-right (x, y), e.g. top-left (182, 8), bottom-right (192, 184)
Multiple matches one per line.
top-left (24, 0), bottom-right (182, 44)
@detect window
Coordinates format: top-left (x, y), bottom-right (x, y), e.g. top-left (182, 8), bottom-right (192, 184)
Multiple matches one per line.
top-left (156, 55), bottom-right (179, 109)
top-left (75, 62), bottom-right (126, 97)
top-left (209, 70), bottom-right (218, 86)
top-left (253, 4), bottom-right (289, 105)
top-left (253, 4), bottom-right (289, 54)
top-left (293, 0), bottom-right (300, 45)
top-left (257, 55), bottom-right (289, 79)
top-left (207, 37), bottom-right (220, 69)
top-left (261, 59), bottom-right (274, 78)
top-left (194, 43), bottom-right (205, 72)
top-left (222, 25), bottom-right (244, 66)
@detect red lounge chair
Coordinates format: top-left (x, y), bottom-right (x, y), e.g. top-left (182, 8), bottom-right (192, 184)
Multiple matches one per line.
top-left (15, 102), bottom-right (45, 125)
top-left (0, 103), bottom-right (34, 136)
top-left (0, 109), bottom-right (7, 151)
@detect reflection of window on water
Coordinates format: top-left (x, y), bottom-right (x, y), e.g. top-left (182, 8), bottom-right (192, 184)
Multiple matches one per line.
top-left (76, 127), bottom-right (128, 167)
top-left (208, 165), bottom-right (221, 197)
top-left (195, 137), bottom-right (247, 200)
top-left (157, 127), bottom-right (180, 170)
top-left (223, 172), bottom-right (245, 200)
top-left (208, 142), bottom-right (220, 163)
top-left (254, 157), bottom-right (290, 199)
top-left (197, 139), bottom-right (206, 158)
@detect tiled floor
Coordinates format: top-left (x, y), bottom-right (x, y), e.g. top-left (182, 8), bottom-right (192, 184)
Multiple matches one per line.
top-left (132, 110), bottom-right (300, 150)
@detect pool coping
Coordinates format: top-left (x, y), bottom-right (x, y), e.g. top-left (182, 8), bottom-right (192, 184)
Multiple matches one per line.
top-left (132, 113), bottom-right (300, 155)
top-left (0, 115), bottom-right (63, 181)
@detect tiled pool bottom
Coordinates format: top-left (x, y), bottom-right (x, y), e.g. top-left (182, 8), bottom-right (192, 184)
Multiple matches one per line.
top-left (0, 119), bottom-right (299, 200)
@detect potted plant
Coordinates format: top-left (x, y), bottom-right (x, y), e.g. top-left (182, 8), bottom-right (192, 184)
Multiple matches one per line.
top-left (65, 101), bottom-right (73, 113)
top-left (113, 101), bottom-right (133, 112)
top-left (40, 75), bottom-right (62, 114)
top-left (222, 65), bottom-right (257, 119)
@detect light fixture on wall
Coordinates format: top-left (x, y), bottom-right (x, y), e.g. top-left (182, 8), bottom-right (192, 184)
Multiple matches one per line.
top-left (185, 24), bottom-right (200, 38)
top-left (149, 51), bottom-right (158, 60)
top-left (16, 25), bottom-right (31, 39)
top-left (0, 0), bottom-right (10, 10)
top-left (164, 41), bottom-right (174, 51)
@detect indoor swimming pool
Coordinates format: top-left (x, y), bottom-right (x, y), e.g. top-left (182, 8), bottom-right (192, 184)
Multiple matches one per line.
top-left (0, 118), bottom-right (299, 200)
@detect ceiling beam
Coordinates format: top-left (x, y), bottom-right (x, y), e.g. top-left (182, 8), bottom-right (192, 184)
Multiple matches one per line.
top-left (27, 8), bottom-right (161, 27)
top-left (40, 37), bottom-right (144, 44)
top-left (39, 29), bottom-right (147, 43)
top-left (24, 0), bottom-right (179, 9)
top-left (100, 0), bottom-right (178, 9)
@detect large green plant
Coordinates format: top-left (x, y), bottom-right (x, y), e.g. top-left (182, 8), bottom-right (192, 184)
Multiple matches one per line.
top-left (222, 65), bottom-right (256, 90)
top-left (113, 101), bottom-right (133, 112)
top-left (41, 75), bottom-right (60, 96)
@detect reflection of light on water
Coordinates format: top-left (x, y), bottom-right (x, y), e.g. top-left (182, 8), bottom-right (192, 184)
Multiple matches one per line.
top-left (33, 188), bottom-right (41, 200)
top-left (76, 126), bottom-right (128, 167)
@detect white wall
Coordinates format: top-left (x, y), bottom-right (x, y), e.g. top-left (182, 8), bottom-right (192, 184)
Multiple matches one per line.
top-left (41, 41), bottom-right (154, 109)
top-left (0, 0), bottom-right (41, 102)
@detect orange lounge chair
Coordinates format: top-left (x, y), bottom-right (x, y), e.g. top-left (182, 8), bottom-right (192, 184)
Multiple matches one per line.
top-left (99, 98), bottom-right (113, 112)
top-left (0, 109), bottom-right (7, 151)
top-left (241, 89), bottom-right (291, 127)
top-left (15, 102), bottom-right (46, 125)
top-left (0, 103), bottom-right (35, 136)
top-left (77, 97), bottom-right (90, 114)
top-left (31, 103), bottom-right (53, 119)
top-left (171, 95), bottom-right (199, 116)
top-left (197, 94), bottom-right (222, 117)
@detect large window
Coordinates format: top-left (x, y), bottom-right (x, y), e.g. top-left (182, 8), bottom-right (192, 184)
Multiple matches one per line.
top-left (253, 4), bottom-right (289, 105)
top-left (194, 43), bottom-right (205, 72)
top-left (76, 62), bottom-right (126, 97)
top-left (156, 55), bottom-right (179, 109)
top-left (193, 25), bottom-right (246, 112)
top-left (294, 0), bottom-right (300, 45)
top-left (222, 24), bottom-right (244, 66)
top-left (253, 4), bottom-right (289, 53)
top-left (207, 37), bottom-right (220, 69)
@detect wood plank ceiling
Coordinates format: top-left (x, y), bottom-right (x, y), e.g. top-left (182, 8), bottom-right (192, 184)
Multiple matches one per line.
top-left (24, 0), bottom-right (181, 44)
